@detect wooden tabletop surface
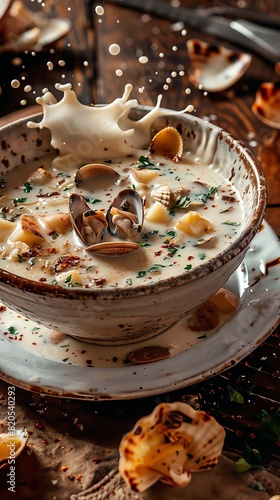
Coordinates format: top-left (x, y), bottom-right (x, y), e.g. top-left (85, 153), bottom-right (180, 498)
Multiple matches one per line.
top-left (0, 0), bottom-right (279, 497)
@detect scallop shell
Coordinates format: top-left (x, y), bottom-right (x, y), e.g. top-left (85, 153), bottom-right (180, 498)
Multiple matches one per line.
top-left (75, 163), bottom-right (120, 189)
top-left (151, 185), bottom-right (173, 209)
top-left (186, 39), bottom-right (252, 92)
top-left (86, 241), bottom-right (140, 256)
top-left (149, 126), bottom-right (183, 162)
top-left (252, 82), bottom-right (280, 129)
top-left (119, 402), bottom-right (225, 492)
top-left (0, 428), bottom-right (28, 469)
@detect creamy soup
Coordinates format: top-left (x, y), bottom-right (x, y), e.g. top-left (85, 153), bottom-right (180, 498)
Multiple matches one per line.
top-left (0, 84), bottom-right (243, 289)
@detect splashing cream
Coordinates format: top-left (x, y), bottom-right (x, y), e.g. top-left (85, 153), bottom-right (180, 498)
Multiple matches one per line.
top-left (27, 82), bottom-right (194, 165)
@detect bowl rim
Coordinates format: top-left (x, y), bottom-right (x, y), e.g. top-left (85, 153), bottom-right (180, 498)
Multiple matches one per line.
top-left (0, 108), bottom-right (267, 300)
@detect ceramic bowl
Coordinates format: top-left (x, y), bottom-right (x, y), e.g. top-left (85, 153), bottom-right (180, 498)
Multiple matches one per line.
top-left (0, 109), bottom-right (266, 345)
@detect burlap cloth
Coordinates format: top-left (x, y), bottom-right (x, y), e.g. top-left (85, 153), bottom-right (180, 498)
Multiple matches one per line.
top-left (0, 380), bottom-right (279, 500)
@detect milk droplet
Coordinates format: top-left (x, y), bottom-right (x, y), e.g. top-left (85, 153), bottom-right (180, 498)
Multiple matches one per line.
top-left (116, 69), bottom-right (123, 76)
top-left (47, 61), bottom-right (54, 70)
top-left (20, 99), bottom-right (27, 106)
top-left (185, 88), bottom-right (191, 95)
top-left (159, 52), bottom-right (164, 58)
top-left (83, 61), bottom-right (89, 67)
top-left (24, 85), bottom-right (32, 93)
top-left (58, 60), bottom-right (66, 67)
top-left (109, 44), bottom-right (120, 56)
top-left (181, 29), bottom-right (187, 36)
top-left (163, 84), bottom-right (169, 90)
top-left (141, 14), bottom-right (150, 22)
top-left (171, 71), bottom-right (177, 77)
top-left (172, 46), bottom-right (178, 51)
top-left (139, 56), bottom-right (148, 64)
top-left (95, 5), bottom-right (104, 15)
top-left (11, 79), bottom-right (20, 89)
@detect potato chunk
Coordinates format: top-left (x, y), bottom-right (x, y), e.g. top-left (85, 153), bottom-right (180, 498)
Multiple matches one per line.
top-left (0, 219), bottom-right (15, 242)
top-left (145, 201), bottom-right (171, 224)
top-left (11, 215), bottom-right (45, 246)
top-left (208, 287), bottom-right (240, 313)
top-left (131, 169), bottom-right (159, 185)
top-left (189, 300), bottom-right (220, 331)
top-left (56, 269), bottom-right (83, 287)
top-left (176, 211), bottom-right (214, 237)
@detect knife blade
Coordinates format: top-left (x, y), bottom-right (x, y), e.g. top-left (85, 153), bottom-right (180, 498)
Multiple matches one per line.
top-left (104, 0), bottom-right (280, 65)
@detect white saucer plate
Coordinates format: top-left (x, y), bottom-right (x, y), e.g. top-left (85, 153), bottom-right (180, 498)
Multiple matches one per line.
top-left (0, 221), bottom-right (279, 400)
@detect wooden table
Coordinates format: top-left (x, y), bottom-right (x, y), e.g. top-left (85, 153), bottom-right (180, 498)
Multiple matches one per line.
top-left (0, 1), bottom-right (279, 498)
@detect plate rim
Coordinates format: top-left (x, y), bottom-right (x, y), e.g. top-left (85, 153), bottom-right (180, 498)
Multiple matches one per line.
top-left (0, 220), bottom-right (279, 400)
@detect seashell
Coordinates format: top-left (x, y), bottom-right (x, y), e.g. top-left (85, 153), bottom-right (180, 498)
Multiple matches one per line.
top-left (151, 185), bottom-right (174, 209)
top-left (86, 241), bottom-right (140, 256)
top-left (69, 193), bottom-right (107, 245)
top-left (252, 82), bottom-right (280, 129)
top-left (75, 163), bottom-right (120, 189)
top-left (107, 188), bottom-right (144, 242)
top-left (193, 235), bottom-right (216, 246)
top-left (0, 428), bottom-right (28, 469)
top-left (127, 345), bottom-right (171, 364)
top-left (186, 39), bottom-right (252, 92)
top-left (149, 126), bottom-right (183, 162)
top-left (119, 402), bottom-right (225, 492)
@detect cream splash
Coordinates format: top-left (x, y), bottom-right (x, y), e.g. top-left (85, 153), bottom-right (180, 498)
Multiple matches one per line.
top-left (27, 83), bottom-right (194, 165)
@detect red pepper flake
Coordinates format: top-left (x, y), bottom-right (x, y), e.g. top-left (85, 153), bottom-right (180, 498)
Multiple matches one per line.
top-left (27, 430), bottom-right (33, 436)
top-left (42, 439), bottom-right (48, 445)
top-left (188, 256), bottom-right (194, 261)
top-left (92, 458), bottom-right (101, 464)
top-left (0, 305), bottom-right (7, 312)
top-left (54, 437), bottom-right (61, 443)
top-left (39, 277), bottom-right (47, 282)
top-left (35, 421), bottom-right (44, 430)
top-left (76, 474), bottom-right (82, 482)
top-left (235, 430), bottom-right (243, 437)
top-left (249, 432), bottom-right (256, 439)
top-left (61, 465), bottom-right (69, 472)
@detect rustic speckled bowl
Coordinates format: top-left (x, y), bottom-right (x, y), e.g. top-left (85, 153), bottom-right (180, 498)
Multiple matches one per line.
top-left (0, 109), bottom-right (267, 344)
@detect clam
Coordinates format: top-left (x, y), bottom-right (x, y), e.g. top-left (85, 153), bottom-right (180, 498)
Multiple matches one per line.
top-left (75, 163), bottom-right (120, 189)
top-left (86, 241), bottom-right (140, 256)
top-left (149, 126), bottom-right (183, 162)
top-left (69, 193), bottom-right (108, 245)
top-left (119, 402), bottom-right (225, 492)
top-left (252, 82), bottom-right (280, 129)
top-left (186, 39), bottom-right (252, 92)
top-left (107, 188), bottom-right (144, 242)
top-left (0, 428), bottom-right (28, 469)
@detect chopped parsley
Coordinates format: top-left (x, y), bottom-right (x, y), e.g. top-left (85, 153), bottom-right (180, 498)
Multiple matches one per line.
top-left (227, 384), bottom-right (244, 404)
top-left (195, 185), bottom-right (220, 203)
top-left (137, 155), bottom-right (160, 170)
top-left (8, 326), bottom-right (18, 335)
top-left (126, 278), bottom-right (132, 285)
top-left (23, 182), bottom-right (33, 193)
top-left (223, 221), bottom-right (241, 226)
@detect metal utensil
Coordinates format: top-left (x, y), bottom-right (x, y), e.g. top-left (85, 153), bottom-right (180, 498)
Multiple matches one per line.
top-left (103, 0), bottom-right (280, 65)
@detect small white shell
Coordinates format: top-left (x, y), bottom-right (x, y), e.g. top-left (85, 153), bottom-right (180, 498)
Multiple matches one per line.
top-left (0, 428), bottom-right (28, 469)
top-left (252, 82), bottom-right (280, 129)
top-left (151, 185), bottom-right (173, 209)
top-left (149, 126), bottom-right (183, 162)
top-left (119, 402), bottom-right (225, 492)
top-left (75, 163), bottom-right (120, 189)
top-left (187, 39), bottom-right (251, 92)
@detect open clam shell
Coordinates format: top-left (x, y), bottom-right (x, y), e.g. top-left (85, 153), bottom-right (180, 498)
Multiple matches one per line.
top-left (186, 39), bottom-right (252, 92)
top-left (252, 82), bottom-right (280, 129)
top-left (69, 193), bottom-right (107, 245)
top-left (119, 402), bottom-right (225, 492)
top-left (0, 428), bottom-right (28, 469)
top-left (75, 163), bottom-right (120, 189)
top-left (107, 188), bottom-right (144, 242)
top-left (149, 126), bottom-right (183, 162)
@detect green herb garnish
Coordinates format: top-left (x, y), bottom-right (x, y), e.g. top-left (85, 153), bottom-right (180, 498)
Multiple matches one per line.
top-left (23, 182), bottom-right (33, 193)
top-left (195, 185), bottom-right (220, 203)
top-left (137, 155), bottom-right (160, 170)
top-left (126, 278), bottom-right (132, 285)
top-left (8, 326), bottom-right (18, 335)
top-left (227, 384), bottom-right (244, 404)
top-left (223, 221), bottom-right (241, 226)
